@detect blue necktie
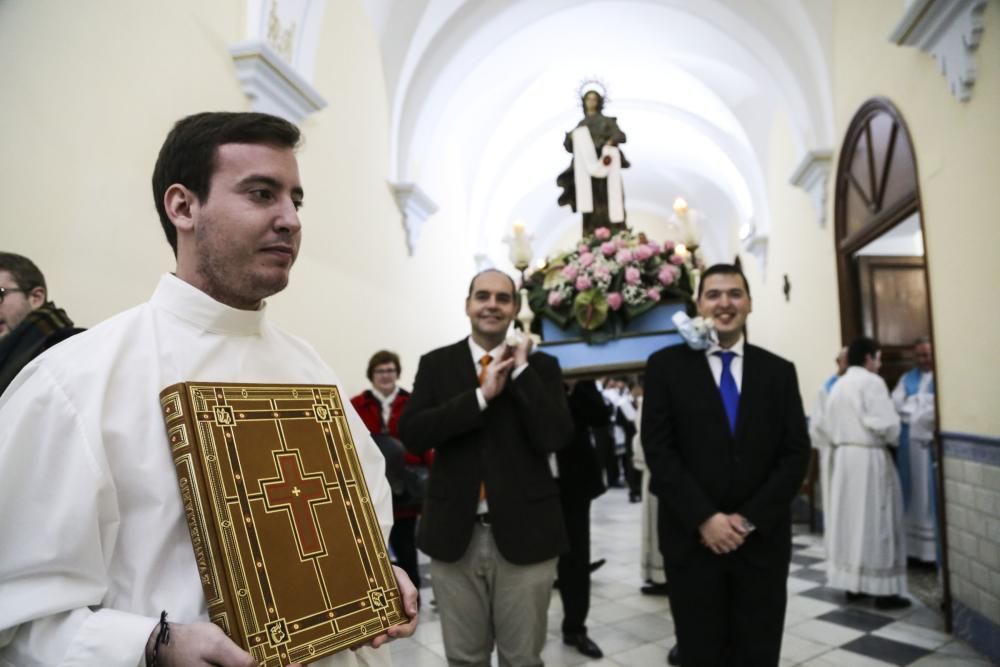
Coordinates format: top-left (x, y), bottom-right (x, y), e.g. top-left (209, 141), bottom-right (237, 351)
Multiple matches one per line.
top-left (716, 351), bottom-right (739, 434)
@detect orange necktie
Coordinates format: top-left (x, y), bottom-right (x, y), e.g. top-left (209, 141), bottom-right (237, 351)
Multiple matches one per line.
top-left (478, 354), bottom-right (492, 502)
top-left (478, 354), bottom-right (492, 385)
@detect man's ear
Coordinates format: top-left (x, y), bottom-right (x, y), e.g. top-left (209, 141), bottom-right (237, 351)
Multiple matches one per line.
top-left (163, 184), bottom-right (197, 233)
top-left (27, 286), bottom-right (46, 309)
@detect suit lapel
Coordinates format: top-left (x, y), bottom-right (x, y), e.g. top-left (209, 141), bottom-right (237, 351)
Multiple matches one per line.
top-left (735, 345), bottom-right (759, 440)
top-left (450, 338), bottom-right (479, 388)
top-left (684, 347), bottom-right (731, 432)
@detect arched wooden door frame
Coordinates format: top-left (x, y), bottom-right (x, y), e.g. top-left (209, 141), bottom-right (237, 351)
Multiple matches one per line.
top-left (833, 96), bottom-right (951, 630)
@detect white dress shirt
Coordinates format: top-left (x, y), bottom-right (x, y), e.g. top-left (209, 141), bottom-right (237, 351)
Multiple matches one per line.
top-left (704, 336), bottom-right (746, 391)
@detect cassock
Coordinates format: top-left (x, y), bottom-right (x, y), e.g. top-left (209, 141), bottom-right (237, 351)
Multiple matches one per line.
top-left (808, 373), bottom-right (839, 547)
top-left (817, 366), bottom-right (905, 595)
top-left (892, 368), bottom-right (938, 563)
top-left (0, 275), bottom-right (394, 667)
top-left (630, 400), bottom-right (666, 586)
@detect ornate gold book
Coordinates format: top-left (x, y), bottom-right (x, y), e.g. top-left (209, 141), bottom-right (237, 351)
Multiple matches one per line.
top-left (159, 382), bottom-right (406, 666)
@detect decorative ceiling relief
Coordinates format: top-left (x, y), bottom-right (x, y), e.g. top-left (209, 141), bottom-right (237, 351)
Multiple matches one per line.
top-left (230, 0), bottom-right (328, 122)
top-left (890, 0), bottom-right (987, 102)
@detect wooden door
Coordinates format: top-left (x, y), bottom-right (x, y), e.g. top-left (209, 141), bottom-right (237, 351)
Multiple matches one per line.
top-left (856, 255), bottom-right (930, 388)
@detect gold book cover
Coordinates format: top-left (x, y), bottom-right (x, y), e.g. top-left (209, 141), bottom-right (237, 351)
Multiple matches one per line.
top-left (159, 382), bottom-right (405, 666)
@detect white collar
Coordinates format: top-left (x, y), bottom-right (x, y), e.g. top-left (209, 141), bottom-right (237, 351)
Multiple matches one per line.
top-left (468, 336), bottom-right (506, 363)
top-left (372, 386), bottom-right (399, 405)
top-left (706, 336), bottom-right (745, 358)
top-left (150, 273), bottom-right (266, 336)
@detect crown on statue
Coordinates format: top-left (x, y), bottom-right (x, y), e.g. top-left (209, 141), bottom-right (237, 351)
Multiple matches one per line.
top-left (576, 77), bottom-right (610, 104)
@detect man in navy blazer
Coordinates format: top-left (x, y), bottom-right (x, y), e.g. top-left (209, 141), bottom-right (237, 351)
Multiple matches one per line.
top-left (641, 264), bottom-right (810, 666)
top-left (400, 269), bottom-right (573, 666)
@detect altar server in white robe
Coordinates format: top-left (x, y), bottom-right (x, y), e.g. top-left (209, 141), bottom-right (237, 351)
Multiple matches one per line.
top-left (808, 347), bottom-right (848, 549)
top-left (891, 337), bottom-right (938, 563)
top-left (631, 396), bottom-right (667, 592)
top-left (0, 112), bottom-right (417, 667)
top-left (818, 337), bottom-right (909, 609)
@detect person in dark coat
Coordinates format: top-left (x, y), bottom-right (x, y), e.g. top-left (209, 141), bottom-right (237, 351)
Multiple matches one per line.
top-left (555, 379), bottom-right (608, 658)
top-left (400, 269), bottom-right (573, 666)
top-left (642, 264), bottom-right (810, 666)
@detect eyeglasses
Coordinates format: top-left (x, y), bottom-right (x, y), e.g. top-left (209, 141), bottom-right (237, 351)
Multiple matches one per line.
top-left (0, 287), bottom-right (27, 305)
top-left (372, 368), bottom-right (398, 375)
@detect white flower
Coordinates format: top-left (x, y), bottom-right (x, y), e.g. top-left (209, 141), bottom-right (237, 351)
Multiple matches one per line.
top-left (672, 312), bottom-right (718, 350)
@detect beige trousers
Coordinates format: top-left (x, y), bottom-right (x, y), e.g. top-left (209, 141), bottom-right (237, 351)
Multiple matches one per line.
top-left (430, 523), bottom-right (557, 667)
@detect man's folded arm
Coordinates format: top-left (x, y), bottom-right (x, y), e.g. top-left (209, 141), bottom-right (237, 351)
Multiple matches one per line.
top-left (399, 357), bottom-right (484, 455)
top-left (509, 357), bottom-right (573, 454)
top-left (640, 354), bottom-right (716, 532)
top-left (737, 362), bottom-right (811, 533)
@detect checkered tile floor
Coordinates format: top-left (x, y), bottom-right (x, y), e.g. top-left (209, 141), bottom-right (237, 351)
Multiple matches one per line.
top-left (389, 489), bottom-right (990, 666)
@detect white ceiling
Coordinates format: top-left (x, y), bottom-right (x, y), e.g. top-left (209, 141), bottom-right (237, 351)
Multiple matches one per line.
top-left (364, 0), bottom-right (834, 268)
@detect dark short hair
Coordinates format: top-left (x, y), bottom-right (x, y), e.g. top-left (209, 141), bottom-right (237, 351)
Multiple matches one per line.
top-left (366, 350), bottom-right (401, 381)
top-left (697, 263), bottom-right (751, 299)
top-left (582, 90), bottom-right (605, 113)
top-left (847, 337), bottom-right (880, 366)
top-left (152, 112), bottom-right (301, 256)
top-left (0, 252), bottom-right (46, 293)
top-left (466, 269), bottom-right (518, 302)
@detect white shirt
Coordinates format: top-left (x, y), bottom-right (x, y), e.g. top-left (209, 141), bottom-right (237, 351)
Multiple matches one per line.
top-left (373, 385), bottom-right (400, 431)
top-left (0, 275), bottom-right (393, 667)
top-left (817, 366), bottom-right (901, 448)
top-left (705, 336), bottom-right (745, 391)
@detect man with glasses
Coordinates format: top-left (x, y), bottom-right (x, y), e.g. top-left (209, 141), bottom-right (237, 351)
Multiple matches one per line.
top-left (0, 252), bottom-right (83, 395)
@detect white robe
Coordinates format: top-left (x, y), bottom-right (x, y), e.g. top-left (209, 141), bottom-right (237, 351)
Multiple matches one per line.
top-left (808, 374), bottom-right (838, 551)
top-left (631, 399), bottom-right (665, 585)
top-left (817, 367), bottom-right (905, 596)
top-left (0, 275), bottom-right (394, 667)
top-left (892, 371), bottom-right (937, 562)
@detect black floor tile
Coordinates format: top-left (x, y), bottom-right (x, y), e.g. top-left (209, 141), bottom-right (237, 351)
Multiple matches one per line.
top-left (817, 608), bottom-right (895, 632)
top-left (840, 635), bottom-right (931, 666)
top-left (798, 586), bottom-right (849, 604)
top-left (792, 541), bottom-right (811, 551)
top-left (791, 553), bottom-right (824, 566)
top-left (790, 567), bottom-right (828, 583)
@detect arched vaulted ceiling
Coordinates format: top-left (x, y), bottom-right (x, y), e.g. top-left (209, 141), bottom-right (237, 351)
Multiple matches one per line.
top-left (364, 0), bottom-right (833, 269)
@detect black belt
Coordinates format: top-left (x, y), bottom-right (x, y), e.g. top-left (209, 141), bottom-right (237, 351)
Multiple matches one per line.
top-left (476, 512), bottom-right (491, 526)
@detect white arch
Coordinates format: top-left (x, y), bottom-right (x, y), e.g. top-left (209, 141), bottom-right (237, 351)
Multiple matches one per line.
top-left (365, 0), bottom-right (833, 266)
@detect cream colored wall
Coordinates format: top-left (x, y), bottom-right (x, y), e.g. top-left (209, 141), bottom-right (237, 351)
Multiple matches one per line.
top-left (0, 0), bottom-right (466, 398)
top-left (830, 0), bottom-right (1000, 436)
top-left (739, 111), bottom-right (842, 412)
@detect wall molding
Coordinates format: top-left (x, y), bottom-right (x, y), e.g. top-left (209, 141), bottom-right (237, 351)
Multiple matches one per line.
top-left (951, 598), bottom-right (1000, 664)
top-left (941, 431), bottom-right (1000, 466)
top-left (789, 149), bottom-right (833, 227)
top-left (889, 0), bottom-right (988, 102)
top-left (229, 40), bottom-right (327, 122)
top-left (388, 182), bottom-right (438, 255)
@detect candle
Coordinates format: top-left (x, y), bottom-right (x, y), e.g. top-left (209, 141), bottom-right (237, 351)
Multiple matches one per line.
top-left (508, 221), bottom-right (533, 269)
